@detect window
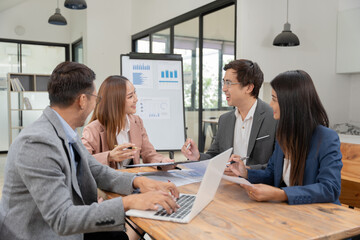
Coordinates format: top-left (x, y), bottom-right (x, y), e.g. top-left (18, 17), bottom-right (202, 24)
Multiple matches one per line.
top-left (132, 0), bottom-right (236, 151)
top-left (174, 18), bottom-right (199, 141)
top-left (135, 36), bottom-right (150, 53)
top-left (72, 38), bottom-right (83, 63)
top-left (203, 5), bottom-right (235, 110)
top-left (152, 29), bottom-right (171, 54)
top-left (21, 44), bottom-right (66, 74)
top-left (0, 39), bottom-right (69, 78)
top-left (0, 42), bottom-right (19, 78)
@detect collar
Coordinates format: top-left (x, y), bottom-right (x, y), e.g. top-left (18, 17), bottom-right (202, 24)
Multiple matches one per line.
top-left (123, 114), bottom-right (130, 133)
top-left (234, 99), bottom-right (258, 121)
top-left (51, 108), bottom-right (78, 144)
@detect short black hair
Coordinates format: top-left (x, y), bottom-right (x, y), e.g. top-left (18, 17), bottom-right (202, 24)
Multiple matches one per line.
top-left (223, 59), bottom-right (264, 98)
top-left (48, 61), bottom-right (96, 107)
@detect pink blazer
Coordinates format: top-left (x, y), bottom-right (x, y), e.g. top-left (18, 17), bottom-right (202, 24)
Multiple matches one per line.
top-left (81, 114), bottom-right (166, 169)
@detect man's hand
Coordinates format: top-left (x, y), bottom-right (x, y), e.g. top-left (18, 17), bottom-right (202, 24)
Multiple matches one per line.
top-left (181, 138), bottom-right (200, 161)
top-left (122, 191), bottom-right (180, 214)
top-left (133, 177), bottom-right (179, 199)
top-left (240, 183), bottom-right (288, 202)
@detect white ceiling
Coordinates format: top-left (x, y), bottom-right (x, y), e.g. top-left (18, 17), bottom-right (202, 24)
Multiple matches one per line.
top-left (0, 0), bottom-right (28, 13)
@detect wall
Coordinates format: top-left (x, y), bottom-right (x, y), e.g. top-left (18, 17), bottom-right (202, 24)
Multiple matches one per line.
top-left (131, 0), bottom-right (215, 34)
top-left (85, 0), bottom-right (132, 89)
top-left (0, 0), bottom-right (70, 43)
top-left (237, 0), bottom-right (353, 126)
top-left (69, 7), bottom-right (87, 64)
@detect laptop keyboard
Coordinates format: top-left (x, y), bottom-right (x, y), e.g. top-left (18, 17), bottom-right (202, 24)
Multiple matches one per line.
top-left (154, 195), bottom-right (196, 219)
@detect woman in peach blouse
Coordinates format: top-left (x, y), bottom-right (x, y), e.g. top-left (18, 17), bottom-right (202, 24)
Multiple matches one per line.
top-left (82, 75), bottom-right (172, 169)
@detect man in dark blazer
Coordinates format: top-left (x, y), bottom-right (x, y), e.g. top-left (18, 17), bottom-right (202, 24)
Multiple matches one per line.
top-left (182, 59), bottom-right (277, 170)
top-left (0, 62), bottom-right (179, 240)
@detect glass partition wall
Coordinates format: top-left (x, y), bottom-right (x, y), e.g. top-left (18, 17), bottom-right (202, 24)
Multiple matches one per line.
top-left (0, 39), bottom-right (69, 149)
top-left (152, 29), bottom-right (171, 54)
top-left (132, 0), bottom-right (236, 151)
top-left (0, 39), bottom-right (69, 77)
top-left (174, 18), bottom-right (199, 146)
top-left (202, 5), bottom-right (235, 150)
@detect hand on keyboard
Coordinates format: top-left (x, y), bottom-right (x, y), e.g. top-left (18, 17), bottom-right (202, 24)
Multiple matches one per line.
top-left (123, 190), bottom-right (180, 214)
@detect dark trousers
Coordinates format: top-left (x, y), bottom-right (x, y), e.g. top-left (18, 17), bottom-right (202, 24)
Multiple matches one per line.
top-left (84, 231), bottom-right (129, 240)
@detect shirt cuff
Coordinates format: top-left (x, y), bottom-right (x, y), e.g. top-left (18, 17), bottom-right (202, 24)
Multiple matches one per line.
top-left (131, 176), bottom-right (141, 194)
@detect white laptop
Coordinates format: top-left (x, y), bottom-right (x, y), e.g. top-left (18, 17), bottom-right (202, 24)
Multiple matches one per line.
top-left (125, 148), bottom-right (233, 223)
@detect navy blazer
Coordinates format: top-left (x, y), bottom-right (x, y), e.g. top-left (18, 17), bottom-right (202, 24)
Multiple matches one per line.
top-left (247, 125), bottom-right (342, 205)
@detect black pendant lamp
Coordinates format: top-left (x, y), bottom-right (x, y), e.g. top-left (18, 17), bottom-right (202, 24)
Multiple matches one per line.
top-left (64, 0), bottom-right (87, 10)
top-left (48, 0), bottom-right (67, 25)
top-left (273, 0), bottom-right (300, 47)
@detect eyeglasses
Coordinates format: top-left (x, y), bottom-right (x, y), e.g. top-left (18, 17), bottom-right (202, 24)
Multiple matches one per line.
top-left (222, 79), bottom-right (242, 88)
top-left (86, 93), bottom-right (102, 104)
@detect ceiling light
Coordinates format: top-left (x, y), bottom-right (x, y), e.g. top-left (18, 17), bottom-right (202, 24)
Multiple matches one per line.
top-left (64, 0), bottom-right (87, 10)
top-left (48, 0), bottom-right (67, 26)
top-left (273, 0), bottom-right (300, 47)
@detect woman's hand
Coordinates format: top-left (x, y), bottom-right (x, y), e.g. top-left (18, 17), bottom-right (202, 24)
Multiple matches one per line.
top-left (108, 143), bottom-right (139, 162)
top-left (240, 183), bottom-right (288, 202)
top-left (157, 158), bottom-right (176, 171)
top-left (226, 154), bottom-right (248, 178)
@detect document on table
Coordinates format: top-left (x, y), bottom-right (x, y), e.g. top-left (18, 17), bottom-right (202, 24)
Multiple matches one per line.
top-left (136, 169), bottom-right (204, 187)
top-left (124, 160), bottom-right (198, 168)
top-left (222, 175), bottom-right (252, 186)
top-left (180, 159), bottom-right (210, 176)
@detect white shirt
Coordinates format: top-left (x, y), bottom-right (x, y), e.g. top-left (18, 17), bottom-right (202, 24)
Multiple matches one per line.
top-left (233, 100), bottom-right (257, 165)
top-left (115, 115), bottom-right (131, 169)
top-left (282, 158), bottom-right (291, 187)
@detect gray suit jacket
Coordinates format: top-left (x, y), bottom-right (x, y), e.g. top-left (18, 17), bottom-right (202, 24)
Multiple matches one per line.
top-left (200, 99), bottom-right (277, 170)
top-left (0, 106), bottom-right (136, 240)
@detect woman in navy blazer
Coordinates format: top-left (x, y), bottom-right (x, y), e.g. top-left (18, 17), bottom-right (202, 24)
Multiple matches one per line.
top-left (228, 70), bottom-right (342, 205)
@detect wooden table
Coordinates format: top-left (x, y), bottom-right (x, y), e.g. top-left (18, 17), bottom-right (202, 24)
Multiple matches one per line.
top-left (106, 167), bottom-right (360, 240)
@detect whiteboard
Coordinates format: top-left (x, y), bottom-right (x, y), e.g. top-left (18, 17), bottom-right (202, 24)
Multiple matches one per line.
top-left (121, 53), bottom-right (186, 151)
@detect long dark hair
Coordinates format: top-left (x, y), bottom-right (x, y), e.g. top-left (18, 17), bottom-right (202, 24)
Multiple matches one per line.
top-left (90, 75), bottom-right (129, 149)
top-left (270, 70), bottom-right (328, 186)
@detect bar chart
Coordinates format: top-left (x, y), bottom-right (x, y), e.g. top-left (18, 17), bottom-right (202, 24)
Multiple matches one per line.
top-left (133, 64), bottom-right (150, 71)
top-left (158, 64), bottom-right (181, 89)
top-left (131, 61), bottom-right (153, 88)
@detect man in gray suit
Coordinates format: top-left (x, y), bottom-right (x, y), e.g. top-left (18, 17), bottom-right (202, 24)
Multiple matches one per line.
top-left (0, 62), bottom-right (179, 240)
top-left (182, 59), bottom-right (277, 170)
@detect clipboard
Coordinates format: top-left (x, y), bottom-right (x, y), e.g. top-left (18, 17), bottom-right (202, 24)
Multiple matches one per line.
top-left (124, 160), bottom-right (199, 168)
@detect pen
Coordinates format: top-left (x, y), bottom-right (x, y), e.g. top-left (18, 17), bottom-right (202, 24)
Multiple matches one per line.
top-left (186, 142), bottom-right (191, 150)
top-left (127, 146), bottom-right (141, 150)
top-left (226, 156), bottom-right (249, 165)
top-left (114, 145), bottom-right (140, 150)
